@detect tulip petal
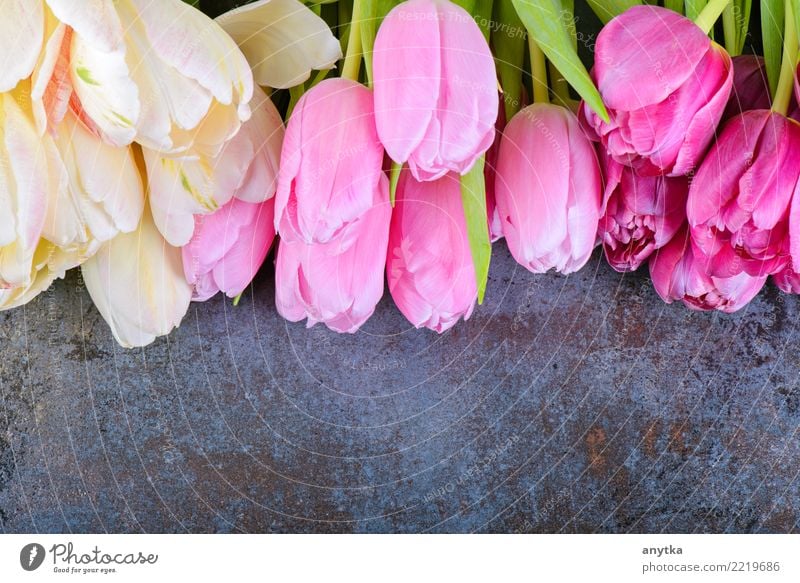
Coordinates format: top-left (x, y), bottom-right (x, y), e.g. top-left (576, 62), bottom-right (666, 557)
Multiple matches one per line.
top-left (373, 0), bottom-right (441, 165)
top-left (595, 5), bottom-right (710, 111)
top-left (216, 0), bottom-right (342, 90)
top-left (82, 204), bottom-right (192, 348)
top-left (45, 0), bottom-right (124, 53)
top-left (70, 33), bottom-right (140, 147)
top-left (0, 0), bottom-right (44, 92)
top-left (127, 0), bottom-right (253, 109)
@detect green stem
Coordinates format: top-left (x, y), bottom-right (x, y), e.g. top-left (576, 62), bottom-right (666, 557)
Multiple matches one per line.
top-left (233, 293), bottom-right (242, 307)
top-left (529, 35), bottom-right (549, 104)
top-left (773, 0), bottom-right (798, 115)
top-left (286, 84), bottom-right (305, 118)
top-left (722, 3), bottom-right (737, 54)
top-left (341, 0), bottom-right (363, 81)
top-left (694, 0), bottom-right (730, 34)
top-left (549, 61), bottom-right (570, 105)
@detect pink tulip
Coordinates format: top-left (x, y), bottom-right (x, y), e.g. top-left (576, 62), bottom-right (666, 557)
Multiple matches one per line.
top-left (387, 172), bottom-right (477, 333)
top-left (581, 5), bottom-right (732, 176)
top-left (373, 0), bottom-right (498, 181)
top-left (650, 227), bottom-right (766, 313)
top-left (773, 265), bottom-right (800, 294)
top-left (598, 149), bottom-right (688, 272)
top-left (182, 198), bottom-right (276, 302)
top-left (722, 55), bottom-right (771, 121)
top-left (275, 179), bottom-right (391, 333)
top-left (275, 78), bottom-right (386, 244)
top-left (494, 103), bottom-right (602, 274)
top-left (687, 110), bottom-right (800, 278)
top-left (484, 101), bottom-right (505, 242)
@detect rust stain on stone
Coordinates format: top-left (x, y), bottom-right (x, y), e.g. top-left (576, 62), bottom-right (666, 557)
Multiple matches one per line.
top-left (585, 426), bottom-right (607, 476)
top-left (642, 420), bottom-right (661, 458)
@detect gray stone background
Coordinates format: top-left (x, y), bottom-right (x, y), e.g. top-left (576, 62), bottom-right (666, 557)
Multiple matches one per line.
top-left (1, 0), bottom-right (798, 535)
top-left (1, 245), bottom-right (798, 533)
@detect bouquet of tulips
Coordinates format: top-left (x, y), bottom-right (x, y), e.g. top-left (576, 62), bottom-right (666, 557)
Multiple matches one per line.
top-left (1, 0), bottom-right (799, 348)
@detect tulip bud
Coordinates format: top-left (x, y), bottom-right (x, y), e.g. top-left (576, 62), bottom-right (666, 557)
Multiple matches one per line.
top-left (688, 110), bottom-right (800, 278)
top-left (581, 5), bottom-right (733, 176)
top-left (182, 197), bottom-right (276, 302)
top-left (373, 0), bottom-right (498, 181)
top-left (274, 78), bottom-right (386, 245)
top-left (722, 55), bottom-right (771, 121)
top-left (216, 0), bottom-right (342, 89)
top-left (598, 149), bottom-right (688, 272)
top-left (275, 180), bottom-right (391, 333)
top-left (650, 227), bottom-right (766, 313)
top-left (387, 172), bottom-right (477, 333)
top-left (494, 103), bottom-right (602, 274)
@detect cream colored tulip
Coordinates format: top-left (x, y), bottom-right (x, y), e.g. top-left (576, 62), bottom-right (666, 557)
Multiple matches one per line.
top-left (81, 203), bottom-right (192, 348)
top-left (216, 0), bottom-right (342, 89)
top-left (145, 86), bottom-right (284, 246)
top-left (29, 0), bottom-right (253, 154)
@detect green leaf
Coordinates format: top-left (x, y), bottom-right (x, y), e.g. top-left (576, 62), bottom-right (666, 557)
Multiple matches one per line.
top-left (511, 0), bottom-right (609, 122)
top-left (389, 162), bottom-right (402, 207)
top-left (460, 157), bottom-right (491, 304)
top-left (494, 0), bottom-right (526, 120)
top-left (586, 0), bottom-right (640, 23)
top-left (761, 0), bottom-right (785, 98)
top-left (359, 0), bottom-right (401, 87)
top-left (685, 0), bottom-right (708, 20)
top-left (730, 0), bottom-right (752, 55)
top-left (664, 0), bottom-right (685, 13)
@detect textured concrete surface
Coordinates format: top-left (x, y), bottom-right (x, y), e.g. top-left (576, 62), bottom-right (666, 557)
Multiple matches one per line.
top-left (1, 244), bottom-right (799, 533)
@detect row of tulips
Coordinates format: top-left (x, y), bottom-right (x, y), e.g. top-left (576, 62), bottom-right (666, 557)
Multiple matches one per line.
top-left (2, 0), bottom-right (800, 348)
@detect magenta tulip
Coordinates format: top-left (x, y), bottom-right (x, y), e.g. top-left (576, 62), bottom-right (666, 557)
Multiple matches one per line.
top-left (494, 104), bottom-right (602, 274)
top-left (581, 5), bottom-right (732, 176)
top-left (373, 0), bottom-right (498, 181)
top-left (722, 55), bottom-right (771, 121)
top-left (650, 228), bottom-right (766, 313)
top-left (182, 198), bottom-right (276, 302)
top-left (387, 172), bottom-right (477, 333)
top-left (598, 149), bottom-right (688, 272)
top-left (275, 180), bottom-right (391, 333)
top-left (687, 110), bottom-right (800, 278)
top-left (274, 78), bottom-right (385, 244)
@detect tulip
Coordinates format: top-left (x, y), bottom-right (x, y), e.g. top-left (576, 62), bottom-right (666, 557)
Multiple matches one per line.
top-left (598, 149), bottom-right (688, 272)
top-left (484, 101), bottom-right (505, 242)
top-left (0, 90), bottom-right (53, 289)
top-left (0, 243), bottom-right (82, 310)
top-left (145, 86), bottom-right (284, 246)
top-left (82, 204), bottom-right (192, 348)
top-left (494, 103), bottom-right (602, 274)
top-left (722, 55), bottom-right (771, 121)
top-left (47, 110), bottom-right (145, 255)
top-left (215, 0), bottom-right (342, 89)
top-left (387, 172), bottom-right (477, 333)
top-left (274, 78), bottom-right (386, 244)
top-left (182, 197), bottom-right (276, 302)
top-left (29, 0), bottom-right (253, 153)
top-left (773, 265), bottom-right (800, 294)
top-left (687, 110), bottom-right (800, 278)
top-left (581, 5), bottom-right (732, 176)
top-left (373, 0), bottom-right (498, 181)
top-left (650, 227), bottom-right (766, 313)
top-left (275, 180), bottom-right (391, 333)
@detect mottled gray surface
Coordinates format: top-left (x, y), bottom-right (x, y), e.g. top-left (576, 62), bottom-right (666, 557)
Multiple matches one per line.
top-left (0, 244), bottom-right (798, 533)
